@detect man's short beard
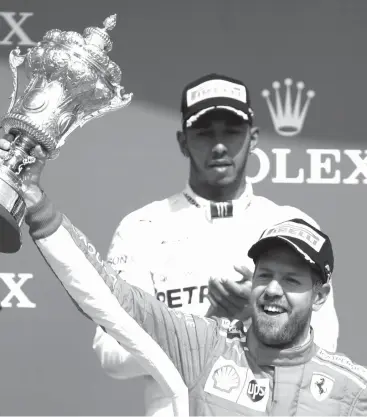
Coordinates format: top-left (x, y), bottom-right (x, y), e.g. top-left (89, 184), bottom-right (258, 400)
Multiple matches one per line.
top-left (252, 305), bottom-right (312, 349)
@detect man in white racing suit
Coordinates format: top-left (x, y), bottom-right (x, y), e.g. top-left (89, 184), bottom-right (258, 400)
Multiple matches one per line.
top-left (92, 74), bottom-right (339, 415)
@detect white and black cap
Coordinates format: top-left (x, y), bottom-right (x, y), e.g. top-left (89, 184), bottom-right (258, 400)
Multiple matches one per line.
top-left (248, 219), bottom-right (334, 283)
top-left (181, 73), bottom-right (254, 128)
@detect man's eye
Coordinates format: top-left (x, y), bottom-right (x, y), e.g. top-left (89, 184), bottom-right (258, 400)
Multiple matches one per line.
top-left (257, 274), bottom-right (271, 279)
top-left (197, 130), bottom-right (212, 137)
top-left (226, 128), bottom-right (241, 135)
top-left (285, 277), bottom-right (299, 285)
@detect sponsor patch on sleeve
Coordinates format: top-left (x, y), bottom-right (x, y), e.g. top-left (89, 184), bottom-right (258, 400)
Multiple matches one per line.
top-left (317, 349), bottom-right (367, 382)
top-left (108, 255), bottom-right (128, 267)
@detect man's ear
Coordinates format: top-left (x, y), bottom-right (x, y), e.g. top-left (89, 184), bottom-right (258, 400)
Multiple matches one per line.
top-left (312, 283), bottom-right (331, 312)
top-left (176, 130), bottom-right (189, 158)
top-left (249, 126), bottom-right (259, 153)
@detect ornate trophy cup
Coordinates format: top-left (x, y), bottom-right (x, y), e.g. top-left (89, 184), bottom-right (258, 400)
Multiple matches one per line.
top-left (0, 15), bottom-right (132, 253)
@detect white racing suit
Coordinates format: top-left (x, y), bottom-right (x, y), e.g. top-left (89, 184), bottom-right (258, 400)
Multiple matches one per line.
top-left (92, 183), bottom-right (339, 415)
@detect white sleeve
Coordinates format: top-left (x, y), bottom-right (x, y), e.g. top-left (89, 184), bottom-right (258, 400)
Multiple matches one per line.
top-left (93, 326), bottom-right (148, 379)
top-left (105, 214), bottom-right (156, 292)
top-left (93, 215), bottom-right (156, 380)
top-left (311, 280), bottom-right (339, 352)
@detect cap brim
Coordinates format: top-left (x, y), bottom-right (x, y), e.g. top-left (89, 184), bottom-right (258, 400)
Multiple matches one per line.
top-left (248, 236), bottom-right (317, 268)
top-left (185, 105), bottom-right (250, 128)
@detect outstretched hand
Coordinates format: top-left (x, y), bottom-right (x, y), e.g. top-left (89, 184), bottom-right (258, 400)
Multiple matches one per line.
top-left (206, 264), bottom-right (253, 321)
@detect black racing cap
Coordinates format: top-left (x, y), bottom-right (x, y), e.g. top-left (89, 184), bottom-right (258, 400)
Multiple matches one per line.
top-left (248, 219), bottom-right (334, 283)
top-left (180, 73), bottom-right (254, 128)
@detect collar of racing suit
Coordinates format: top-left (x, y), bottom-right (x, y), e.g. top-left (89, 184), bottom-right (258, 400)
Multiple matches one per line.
top-left (183, 182), bottom-right (253, 219)
top-left (246, 325), bottom-right (317, 367)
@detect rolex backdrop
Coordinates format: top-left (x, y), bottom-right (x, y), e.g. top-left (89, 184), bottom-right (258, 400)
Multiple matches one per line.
top-left (0, 0), bottom-right (366, 415)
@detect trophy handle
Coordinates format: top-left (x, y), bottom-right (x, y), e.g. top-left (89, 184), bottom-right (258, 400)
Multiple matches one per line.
top-left (56, 87), bottom-right (133, 149)
top-left (8, 47), bottom-right (26, 114)
top-left (78, 86), bottom-right (133, 128)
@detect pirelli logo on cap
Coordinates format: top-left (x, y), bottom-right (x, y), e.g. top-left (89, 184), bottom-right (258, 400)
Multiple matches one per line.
top-left (186, 79), bottom-right (247, 107)
top-left (261, 221), bottom-right (325, 252)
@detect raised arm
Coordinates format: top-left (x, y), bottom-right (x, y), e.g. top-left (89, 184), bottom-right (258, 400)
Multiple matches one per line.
top-left (93, 214), bottom-right (157, 380)
top-left (25, 194), bottom-right (220, 415)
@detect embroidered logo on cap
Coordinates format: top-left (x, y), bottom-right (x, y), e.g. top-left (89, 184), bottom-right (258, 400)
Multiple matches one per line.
top-left (261, 221), bottom-right (325, 252)
top-left (186, 79), bottom-right (247, 107)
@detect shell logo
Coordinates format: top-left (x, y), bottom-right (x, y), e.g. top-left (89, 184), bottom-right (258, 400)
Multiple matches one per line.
top-left (212, 365), bottom-right (240, 393)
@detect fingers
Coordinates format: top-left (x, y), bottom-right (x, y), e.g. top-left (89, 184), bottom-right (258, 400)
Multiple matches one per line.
top-left (233, 264), bottom-right (253, 283)
top-left (0, 136), bottom-right (47, 162)
top-left (0, 138), bottom-right (11, 151)
top-left (31, 145), bottom-right (47, 161)
top-left (207, 266), bottom-right (253, 320)
top-left (208, 278), bottom-right (245, 316)
top-left (3, 133), bottom-right (15, 143)
top-left (0, 149), bottom-right (8, 159)
top-left (205, 299), bottom-right (229, 319)
top-left (206, 295), bottom-right (219, 311)
top-left (207, 293), bottom-right (235, 318)
top-left (20, 144), bottom-right (47, 185)
top-left (222, 278), bottom-right (252, 299)
top-left (0, 132), bottom-right (15, 154)
top-left (0, 135), bottom-right (14, 159)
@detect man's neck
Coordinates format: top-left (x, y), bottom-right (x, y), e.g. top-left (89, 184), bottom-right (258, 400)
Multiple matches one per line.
top-left (268, 328), bottom-right (311, 350)
top-left (188, 178), bottom-right (247, 202)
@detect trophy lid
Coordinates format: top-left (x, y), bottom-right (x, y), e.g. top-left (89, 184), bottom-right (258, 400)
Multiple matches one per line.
top-left (83, 14), bottom-right (116, 53)
top-left (37, 14), bottom-right (122, 83)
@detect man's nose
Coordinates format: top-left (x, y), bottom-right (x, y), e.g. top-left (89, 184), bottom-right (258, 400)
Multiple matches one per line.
top-left (212, 142), bottom-right (228, 157)
top-left (264, 279), bottom-right (284, 297)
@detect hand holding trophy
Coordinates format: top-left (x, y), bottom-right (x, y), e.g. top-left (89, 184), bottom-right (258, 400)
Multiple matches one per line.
top-left (0, 14), bottom-right (132, 253)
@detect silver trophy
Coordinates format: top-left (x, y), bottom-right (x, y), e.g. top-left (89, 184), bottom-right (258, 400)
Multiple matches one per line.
top-left (0, 14), bottom-right (132, 253)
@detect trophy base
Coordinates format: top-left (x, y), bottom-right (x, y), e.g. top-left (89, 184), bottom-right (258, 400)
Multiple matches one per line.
top-left (0, 175), bottom-right (26, 253)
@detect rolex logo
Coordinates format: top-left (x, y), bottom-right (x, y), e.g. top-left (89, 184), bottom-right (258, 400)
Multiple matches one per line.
top-left (261, 78), bottom-right (315, 137)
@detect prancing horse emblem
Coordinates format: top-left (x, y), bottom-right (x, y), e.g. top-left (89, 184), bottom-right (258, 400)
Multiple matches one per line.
top-left (310, 373), bottom-right (334, 402)
top-left (315, 377), bottom-right (327, 395)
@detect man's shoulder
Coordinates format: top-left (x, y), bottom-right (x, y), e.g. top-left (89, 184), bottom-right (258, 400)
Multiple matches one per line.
top-left (119, 191), bottom-right (186, 227)
top-left (314, 348), bottom-right (367, 385)
top-left (251, 195), bottom-right (318, 228)
top-left (312, 349), bottom-right (367, 414)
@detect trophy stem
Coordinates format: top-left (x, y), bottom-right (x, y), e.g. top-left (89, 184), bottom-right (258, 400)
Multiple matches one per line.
top-left (2, 132), bottom-right (38, 175)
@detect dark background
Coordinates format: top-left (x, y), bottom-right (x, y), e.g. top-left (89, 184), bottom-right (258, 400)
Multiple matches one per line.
top-left (0, 1), bottom-right (366, 414)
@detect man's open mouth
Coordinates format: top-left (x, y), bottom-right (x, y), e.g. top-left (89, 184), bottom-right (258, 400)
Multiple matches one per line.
top-left (262, 305), bottom-right (288, 316)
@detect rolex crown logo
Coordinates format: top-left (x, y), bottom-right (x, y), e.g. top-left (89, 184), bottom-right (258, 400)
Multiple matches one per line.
top-left (261, 78), bottom-right (315, 137)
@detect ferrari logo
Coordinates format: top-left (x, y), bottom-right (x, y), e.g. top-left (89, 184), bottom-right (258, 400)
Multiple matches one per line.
top-left (310, 373), bottom-right (334, 402)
